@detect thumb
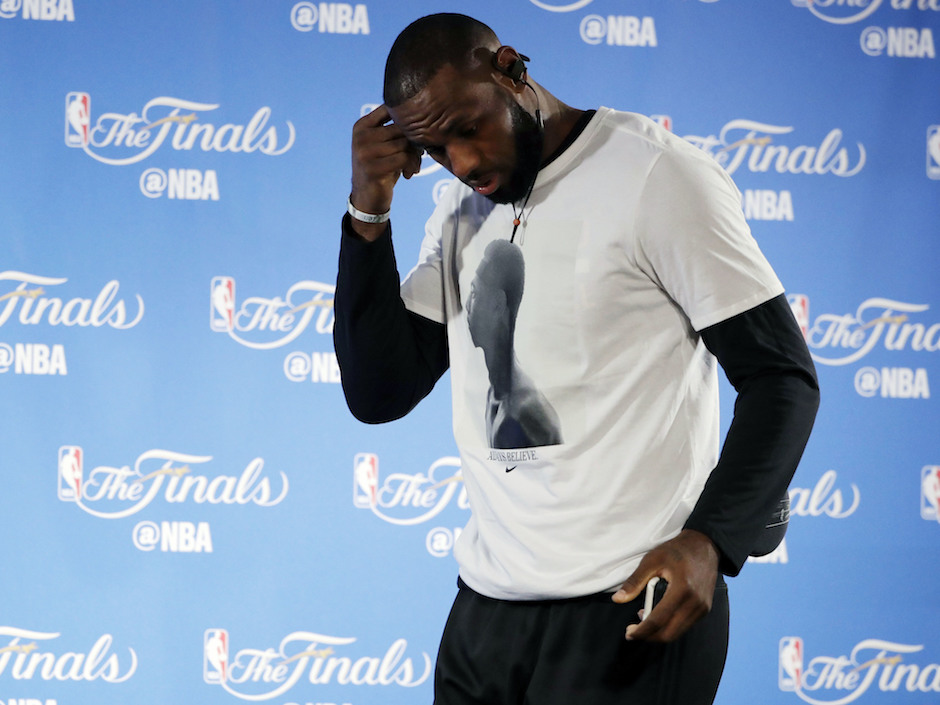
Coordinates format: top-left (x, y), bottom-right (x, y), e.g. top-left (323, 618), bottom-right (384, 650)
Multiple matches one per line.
top-left (612, 562), bottom-right (656, 604)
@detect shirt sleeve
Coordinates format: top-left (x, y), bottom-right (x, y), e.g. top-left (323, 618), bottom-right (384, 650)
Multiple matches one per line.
top-left (684, 293), bottom-right (820, 576)
top-left (633, 143), bottom-right (784, 331)
top-left (333, 214), bottom-right (449, 423)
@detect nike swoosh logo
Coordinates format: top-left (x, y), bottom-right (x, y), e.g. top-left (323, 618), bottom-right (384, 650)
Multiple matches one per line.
top-left (505, 466), bottom-right (517, 473)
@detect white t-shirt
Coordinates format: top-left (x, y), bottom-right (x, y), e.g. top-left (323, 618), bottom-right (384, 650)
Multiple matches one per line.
top-left (400, 108), bottom-right (783, 599)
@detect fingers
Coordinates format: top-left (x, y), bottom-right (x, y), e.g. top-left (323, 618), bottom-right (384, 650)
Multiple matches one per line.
top-left (352, 145), bottom-right (420, 191)
top-left (355, 104), bottom-right (423, 166)
top-left (402, 143), bottom-right (423, 179)
top-left (351, 104), bottom-right (421, 213)
top-left (353, 125), bottom-right (410, 158)
top-left (612, 580), bottom-right (649, 604)
top-left (624, 579), bottom-right (711, 643)
top-left (611, 554), bottom-right (655, 604)
top-left (353, 105), bottom-right (409, 151)
top-left (355, 133), bottom-right (413, 165)
top-left (357, 103), bottom-right (390, 127)
top-left (612, 530), bottom-right (720, 644)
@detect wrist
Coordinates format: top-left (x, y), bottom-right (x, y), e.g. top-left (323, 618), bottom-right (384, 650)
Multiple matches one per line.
top-left (347, 196), bottom-right (390, 224)
top-left (678, 529), bottom-right (720, 566)
top-left (343, 212), bottom-right (388, 243)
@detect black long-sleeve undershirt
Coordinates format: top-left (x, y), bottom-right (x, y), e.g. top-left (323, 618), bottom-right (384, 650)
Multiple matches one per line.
top-left (333, 214), bottom-right (819, 577)
top-left (692, 298), bottom-right (819, 574)
top-left (333, 215), bottom-right (449, 423)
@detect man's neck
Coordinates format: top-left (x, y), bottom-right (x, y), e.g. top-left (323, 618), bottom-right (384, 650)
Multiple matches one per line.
top-left (532, 85), bottom-right (588, 164)
top-left (541, 107), bottom-right (595, 168)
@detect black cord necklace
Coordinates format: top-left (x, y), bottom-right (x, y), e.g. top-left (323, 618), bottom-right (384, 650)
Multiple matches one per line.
top-left (510, 171), bottom-right (537, 244)
top-left (509, 107), bottom-right (595, 244)
top-left (510, 106), bottom-right (542, 245)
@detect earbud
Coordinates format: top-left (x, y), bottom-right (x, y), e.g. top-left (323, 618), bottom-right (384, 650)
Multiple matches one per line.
top-left (493, 46), bottom-right (531, 84)
top-left (505, 53), bottom-right (531, 82)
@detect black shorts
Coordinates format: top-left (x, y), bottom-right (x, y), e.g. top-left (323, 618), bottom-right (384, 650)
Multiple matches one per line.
top-left (434, 576), bottom-right (729, 705)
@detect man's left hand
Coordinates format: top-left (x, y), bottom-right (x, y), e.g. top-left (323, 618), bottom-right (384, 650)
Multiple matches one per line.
top-left (611, 529), bottom-right (719, 643)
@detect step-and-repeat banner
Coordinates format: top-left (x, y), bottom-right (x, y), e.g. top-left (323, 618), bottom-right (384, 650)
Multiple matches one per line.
top-left (1, 1), bottom-right (938, 704)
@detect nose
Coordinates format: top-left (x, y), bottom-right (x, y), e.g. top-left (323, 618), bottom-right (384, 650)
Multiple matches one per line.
top-left (446, 142), bottom-right (480, 181)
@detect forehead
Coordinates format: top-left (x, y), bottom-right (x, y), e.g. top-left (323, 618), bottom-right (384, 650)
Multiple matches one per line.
top-left (389, 63), bottom-right (499, 144)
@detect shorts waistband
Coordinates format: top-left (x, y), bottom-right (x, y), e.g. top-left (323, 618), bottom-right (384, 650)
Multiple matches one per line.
top-left (456, 574), bottom-right (727, 606)
top-left (457, 576), bottom-right (633, 606)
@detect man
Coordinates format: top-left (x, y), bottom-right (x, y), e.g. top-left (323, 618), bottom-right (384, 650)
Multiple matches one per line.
top-left (468, 239), bottom-right (563, 449)
top-left (334, 13), bottom-right (819, 705)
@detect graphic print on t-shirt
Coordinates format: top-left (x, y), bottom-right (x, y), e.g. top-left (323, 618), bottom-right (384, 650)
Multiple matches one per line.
top-left (466, 239), bottom-right (563, 450)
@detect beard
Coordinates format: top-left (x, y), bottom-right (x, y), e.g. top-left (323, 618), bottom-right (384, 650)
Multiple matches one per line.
top-left (487, 100), bottom-right (544, 205)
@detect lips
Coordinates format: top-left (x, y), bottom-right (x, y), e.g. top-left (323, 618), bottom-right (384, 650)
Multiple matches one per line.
top-left (471, 174), bottom-right (499, 196)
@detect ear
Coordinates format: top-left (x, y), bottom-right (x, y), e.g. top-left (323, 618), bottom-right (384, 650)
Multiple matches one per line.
top-left (491, 45), bottom-right (530, 91)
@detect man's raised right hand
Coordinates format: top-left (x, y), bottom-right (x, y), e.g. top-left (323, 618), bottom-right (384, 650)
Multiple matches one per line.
top-left (348, 104), bottom-right (422, 241)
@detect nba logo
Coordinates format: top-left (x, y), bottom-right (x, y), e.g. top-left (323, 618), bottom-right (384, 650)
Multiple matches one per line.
top-left (203, 628), bottom-right (229, 684)
top-left (927, 125), bottom-right (940, 180)
top-left (921, 466), bottom-right (940, 522)
top-left (353, 453), bottom-right (379, 508)
top-left (57, 446), bottom-right (83, 501)
top-left (787, 294), bottom-right (810, 339)
top-left (210, 276), bottom-right (236, 332)
top-left (650, 114), bottom-right (672, 132)
top-left (65, 92), bottom-right (90, 147)
top-left (779, 636), bottom-right (803, 691)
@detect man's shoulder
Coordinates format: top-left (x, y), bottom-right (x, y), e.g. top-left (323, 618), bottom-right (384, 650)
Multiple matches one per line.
top-left (595, 108), bottom-right (668, 148)
top-left (594, 109), bottom-right (733, 200)
top-left (588, 108), bottom-right (712, 174)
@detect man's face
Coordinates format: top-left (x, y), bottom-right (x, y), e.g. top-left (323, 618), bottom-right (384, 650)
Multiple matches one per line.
top-left (388, 63), bottom-right (543, 204)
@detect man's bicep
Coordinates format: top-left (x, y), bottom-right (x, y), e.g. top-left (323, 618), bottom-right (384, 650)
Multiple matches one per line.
top-left (699, 294), bottom-right (818, 393)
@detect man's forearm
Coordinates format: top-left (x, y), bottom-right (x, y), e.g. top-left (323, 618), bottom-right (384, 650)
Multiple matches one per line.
top-left (684, 294), bottom-right (820, 575)
top-left (333, 214), bottom-right (448, 423)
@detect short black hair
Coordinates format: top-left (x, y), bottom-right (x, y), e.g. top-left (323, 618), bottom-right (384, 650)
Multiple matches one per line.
top-left (383, 13), bottom-right (500, 107)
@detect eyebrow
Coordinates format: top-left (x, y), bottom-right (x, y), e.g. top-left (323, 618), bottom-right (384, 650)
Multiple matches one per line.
top-left (407, 103), bottom-right (482, 151)
top-left (408, 121), bottom-right (457, 152)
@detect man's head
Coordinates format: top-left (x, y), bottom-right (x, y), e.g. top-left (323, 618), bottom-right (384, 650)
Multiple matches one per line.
top-left (467, 240), bottom-right (526, 349)
top-left (384, 14), bottom-right (544, 204)
top-left (384, 14), bottom-right (499, 109)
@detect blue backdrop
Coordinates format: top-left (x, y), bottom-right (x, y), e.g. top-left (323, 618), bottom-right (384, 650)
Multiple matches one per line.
top-left (1, 1), bottom-right (939, 704)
